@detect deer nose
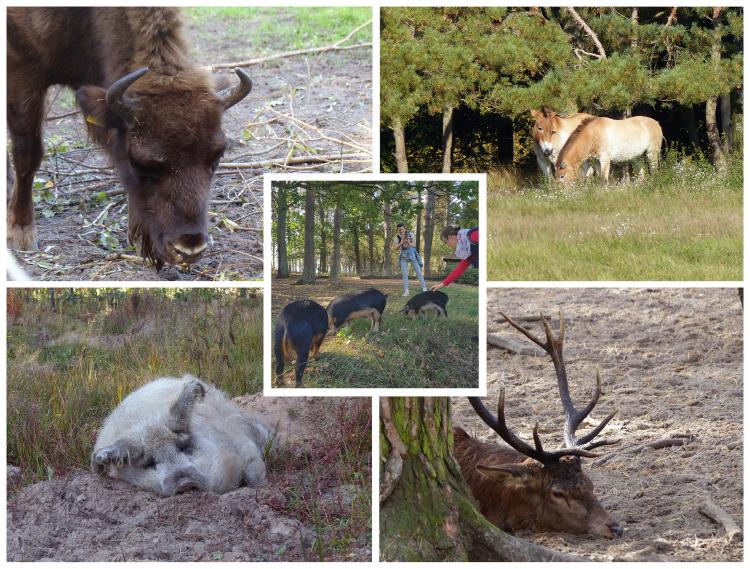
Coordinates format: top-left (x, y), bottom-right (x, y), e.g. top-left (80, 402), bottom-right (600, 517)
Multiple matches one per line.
top-left (170, 233), bottom-right (208, 260)
top-left (608, 522), bottom-right (624, 537)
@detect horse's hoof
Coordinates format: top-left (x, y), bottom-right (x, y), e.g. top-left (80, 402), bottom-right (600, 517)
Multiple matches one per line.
top-left (7, 222), bottom-right (38, 251)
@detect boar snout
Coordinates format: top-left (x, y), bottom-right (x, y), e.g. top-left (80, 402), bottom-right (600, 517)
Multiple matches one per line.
top-left (164, 466), bottom-right (206, 496)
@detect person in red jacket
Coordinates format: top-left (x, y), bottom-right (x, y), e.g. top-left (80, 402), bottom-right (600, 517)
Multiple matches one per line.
top-left (430, 226), bottom-right (479, 291)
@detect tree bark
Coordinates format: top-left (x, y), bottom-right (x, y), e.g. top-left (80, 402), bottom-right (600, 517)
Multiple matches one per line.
top-left (393, 120), bottom-right (409, 173)
top-left (415, 186), bottom-right (422, 253)
top-left (720, 93), bottom-right (732, 154)
top-left (300, 188), bottom-right (316, 284)
top-left (423, 188), bottom-right (435, 277)
top-left (330, 202), bottom-right (342, 281)
top-left (383, 200), bottom-right (393, 276)
top-left (706, 7), bottom-right (727, 171)
top-left (367, 221), bottom-right (375, 275)
top-left (275, 188), bottom-right (290, 278)
top-left (352, 223), bottom-right (362, 275)
top-left (442, 105), bottom-right (454, 174)
top-left (318, 196), bottom-right (327, 274)
top-left (380, 397), bottom-right (576, 562)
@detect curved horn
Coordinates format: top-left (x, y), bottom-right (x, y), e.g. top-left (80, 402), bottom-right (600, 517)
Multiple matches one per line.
top-left (106, 67), bottom-right (149, 121)
top-left (218, 68), bottom-right (253, 110)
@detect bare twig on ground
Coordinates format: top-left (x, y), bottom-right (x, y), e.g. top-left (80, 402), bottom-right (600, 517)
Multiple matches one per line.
top-left (208, 20), bottom-right (372, 70)
top-left (219, 153), bottom-right (369, 169)
top-left (487, 334), bottom-right (546, 356)
top-left (592, 435), bottom-right (692, 466)
top-left (698, 497), bottom-right (743, 543)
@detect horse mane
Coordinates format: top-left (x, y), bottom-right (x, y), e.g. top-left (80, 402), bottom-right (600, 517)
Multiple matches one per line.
top-left (558, 116), bottom-right (597, 160)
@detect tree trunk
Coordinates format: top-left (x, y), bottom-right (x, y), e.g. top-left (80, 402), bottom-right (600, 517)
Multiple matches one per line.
top-left (684, 105), bottom-right (699, 149)
top-left (442, 105), bottom-right (454, 174)
top-left (423, 188), bottom-right (435, 277)
top-left (383, 201), bottom-right (393, 276)
top-left (353, 224), bottom-right (362, 275)
top-left (706, 6), bottom-right (727, 172)
top-left (276, 188), bottom-right (289, 278)
top-left (367, 221), bottom-right (375, 275)
top-left (415, 187), bottom-right (422, 253)
top-left (380, 397), bottom-right (576, 562)
top-left (330, 202), bottom-right (342, 281)
top-left (318, 196), bottom-right (327, 274)
top-left (393, 120), bottom-right (409, 173)
top-left (720, 93), bottom-right (732, 154)
top-left (301, 188), bottom-right (316, 284)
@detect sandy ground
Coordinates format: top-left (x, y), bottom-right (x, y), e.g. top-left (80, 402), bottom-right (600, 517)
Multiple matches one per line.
top-left (452, 287), bottom-right (743, 561)
top-left (7, 397), bottom-right (371, 562)
top-left (10, 12), bottom-right (372, 281)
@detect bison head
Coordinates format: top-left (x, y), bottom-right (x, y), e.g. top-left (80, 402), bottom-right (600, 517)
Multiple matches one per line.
top-left (75, 67), bottom-right (252, 269)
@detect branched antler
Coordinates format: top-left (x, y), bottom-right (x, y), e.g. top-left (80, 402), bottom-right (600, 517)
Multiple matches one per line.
top-left (497, 309), bottom-right (618, 451)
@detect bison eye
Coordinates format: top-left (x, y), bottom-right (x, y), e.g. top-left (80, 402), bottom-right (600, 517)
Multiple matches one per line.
top-left (143, 456), bottom-right (157, 469)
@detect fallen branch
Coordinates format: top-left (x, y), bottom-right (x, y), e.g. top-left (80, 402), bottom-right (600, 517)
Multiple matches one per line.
top-left (487, 334), bottom-right (546, 357)
top-left (592, 435), bottom-right (692, 466)
top-left (209, 43), bottom-right (370, 71)
top-left (698, 497), bottom-right (743, 543)
top-left (219, 153), bottom-right (370, 170)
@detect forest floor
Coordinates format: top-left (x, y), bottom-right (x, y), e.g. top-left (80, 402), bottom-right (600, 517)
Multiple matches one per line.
top-left (486, 155), bottom-right (743, 281)
top-left (272, 276), bottom-right (479, 388)
top-left (7, 291), bottom-right (371, 561)
top-left (10, 8), bottom-right (372, 281)
top-left (452, 287), bottom-right (743, 561)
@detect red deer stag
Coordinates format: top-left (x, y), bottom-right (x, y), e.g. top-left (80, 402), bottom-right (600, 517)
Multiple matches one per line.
top-left (454, 310), bottom-right (623, 538)
top-left (7, 8), bottom-right (253, 269)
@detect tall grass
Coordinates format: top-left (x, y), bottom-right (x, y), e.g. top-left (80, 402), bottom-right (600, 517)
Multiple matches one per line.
top-left (487, 150), bottom-right (743, 281)
top-left (7, 289), bottom-right (263, 488)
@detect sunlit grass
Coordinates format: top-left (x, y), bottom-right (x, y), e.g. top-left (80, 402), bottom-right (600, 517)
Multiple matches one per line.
top-left (487, 151), bottom-right (743, 281)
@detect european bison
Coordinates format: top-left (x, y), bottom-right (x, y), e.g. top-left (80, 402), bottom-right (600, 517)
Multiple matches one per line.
top-left (7, 8), bottom-right (252, 268)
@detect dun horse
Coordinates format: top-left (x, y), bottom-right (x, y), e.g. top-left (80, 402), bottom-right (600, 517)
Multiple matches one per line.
top-left (555, 116), bottom-right (663, 184)
top-left (531, 107), bottom-right (594, 179)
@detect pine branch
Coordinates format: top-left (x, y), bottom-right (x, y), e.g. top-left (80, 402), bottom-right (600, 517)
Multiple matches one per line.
top-left (567, 7), bottom-right (607, 59)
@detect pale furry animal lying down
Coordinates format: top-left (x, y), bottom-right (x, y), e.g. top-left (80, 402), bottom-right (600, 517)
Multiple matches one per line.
top-left (92, 375), bottom-right (271, 496)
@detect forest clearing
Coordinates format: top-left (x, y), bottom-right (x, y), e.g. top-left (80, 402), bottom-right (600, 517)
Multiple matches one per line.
top-left (271, 180), bottom-right (479, 388)
top-left (7, 289), bottom-right (371, 561)
top-left (380, 8), bottom-right (742, 281)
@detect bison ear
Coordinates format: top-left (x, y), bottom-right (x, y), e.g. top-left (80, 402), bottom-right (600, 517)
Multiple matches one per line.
top-left (476, 463), bottom-right (531, 488)
top-left (76, 86), bottom-right (125, 144)
top-left (91, 439), bottom-right (144, 473)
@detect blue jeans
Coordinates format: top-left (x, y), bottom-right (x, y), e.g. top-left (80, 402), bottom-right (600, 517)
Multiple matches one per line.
top-left (399, 249), bottom-right (426, 291)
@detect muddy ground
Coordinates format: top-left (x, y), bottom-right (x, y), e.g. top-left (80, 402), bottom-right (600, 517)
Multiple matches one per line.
top-left (7, 397), bottom-right (371, 562)
top-left (452, 288), bottom-right (743, 561)
top-left (10, 12), bottom-right (372, 281)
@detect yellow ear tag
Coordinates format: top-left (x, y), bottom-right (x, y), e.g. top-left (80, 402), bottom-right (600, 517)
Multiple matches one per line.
top-left (86, 114), bottom-right (105, 128)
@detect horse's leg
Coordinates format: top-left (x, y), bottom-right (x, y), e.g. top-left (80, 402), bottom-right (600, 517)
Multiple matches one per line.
top-left (535, 146), bottom-right (552, 180)
top-left (647, 146), bottom-right (660, 174)
top-left (599, 155), bottom-right (611, 184)
top-left (582, 159), bottom-right (594, 178)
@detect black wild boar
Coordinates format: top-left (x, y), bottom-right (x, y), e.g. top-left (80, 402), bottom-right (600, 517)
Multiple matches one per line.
top-left (401, 290), bottom-right (449, 320)
top-left (274, 300), bottom-right (329, 387)
top-left (326, 288), bottom-right (388, 334)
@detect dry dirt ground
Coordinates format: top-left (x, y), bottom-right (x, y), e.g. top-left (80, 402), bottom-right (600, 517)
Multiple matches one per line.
top-left (9, 13), bottom-right (372, 281)
top-left (452, 287), bottom-right (743, 562)
top-left (7, 397), bottom-right (371, 562)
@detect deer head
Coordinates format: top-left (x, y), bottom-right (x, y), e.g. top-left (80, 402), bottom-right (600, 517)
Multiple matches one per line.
top-left (460, 310), bottom-right (622, 538)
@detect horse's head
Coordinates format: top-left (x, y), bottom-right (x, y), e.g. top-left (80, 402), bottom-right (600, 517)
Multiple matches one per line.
top-left (531, 107), bottom-right (564, 160)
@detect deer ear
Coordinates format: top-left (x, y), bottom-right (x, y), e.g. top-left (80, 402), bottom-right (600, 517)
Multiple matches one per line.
top-left (476, 463), bottom-right (530, 487)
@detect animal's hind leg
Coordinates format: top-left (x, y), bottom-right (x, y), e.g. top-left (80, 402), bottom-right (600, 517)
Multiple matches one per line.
top-left (168, 379), bottom-right (206, 432)
top-left (371, 310), bottom-right (381, 332)
top-left (7, 89), bottom-right (46, 250)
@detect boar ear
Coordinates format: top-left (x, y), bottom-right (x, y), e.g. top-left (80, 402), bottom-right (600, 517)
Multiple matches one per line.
top-left (75, 86), bottom-right (127, 145)
top-left (476, 463), bottom-right (531, 488)
top-left (168, 379), bottom-right (206, 433)
top-left (91, 439), bottom-right (144, 473)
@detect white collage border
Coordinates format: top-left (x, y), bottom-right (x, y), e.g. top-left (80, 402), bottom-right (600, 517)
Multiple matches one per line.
top-left (1, 2), bottom-right (747, 566)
